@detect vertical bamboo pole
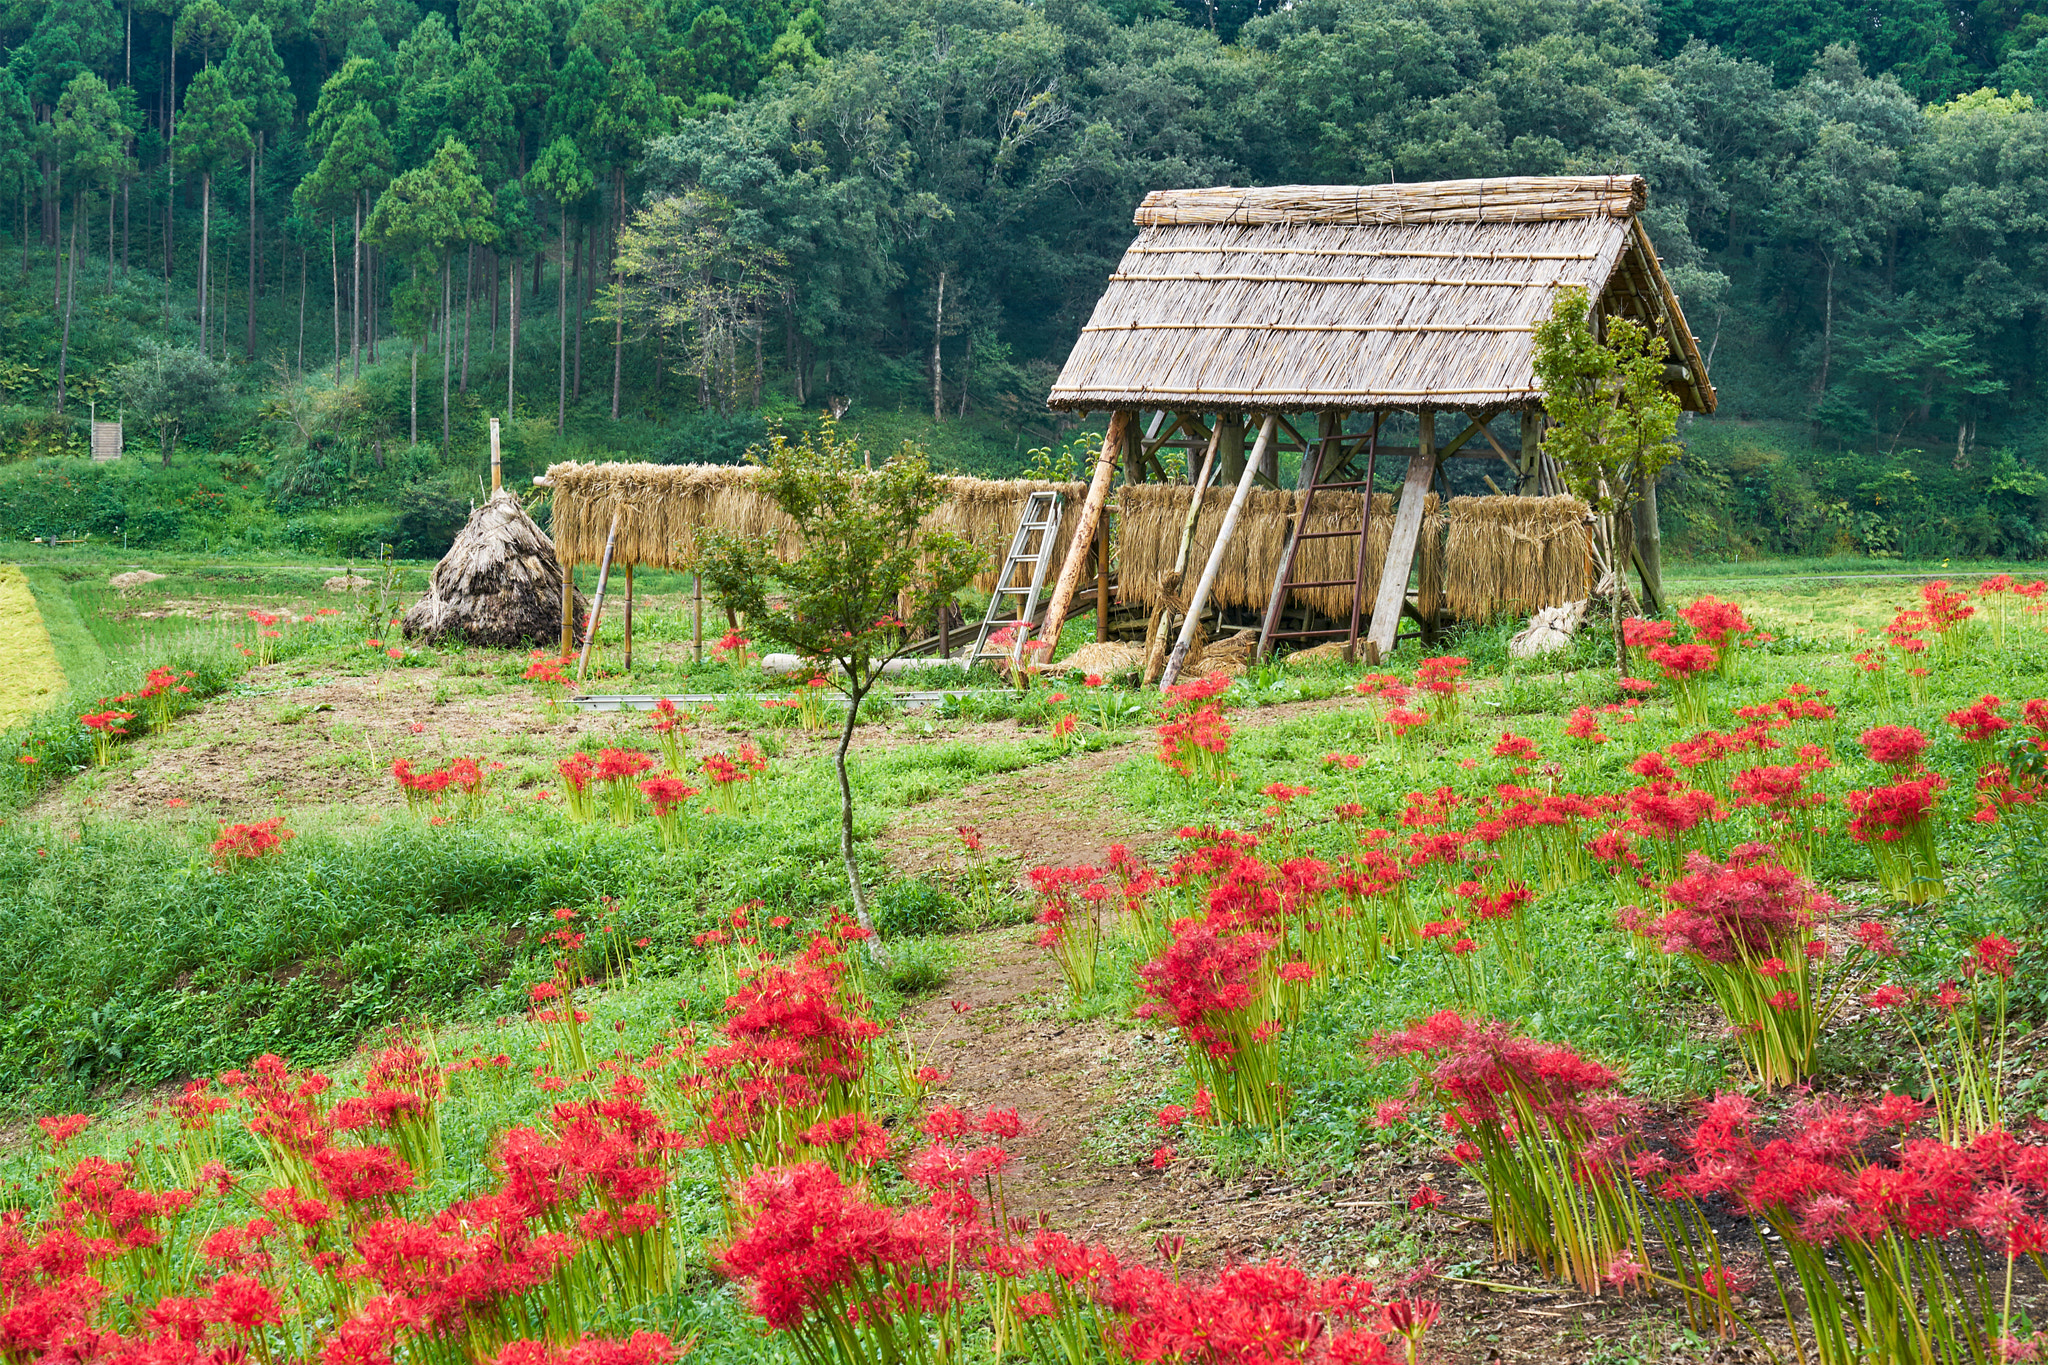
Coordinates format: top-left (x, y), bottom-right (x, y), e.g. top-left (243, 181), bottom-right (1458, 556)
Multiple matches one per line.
top-left (490, 417), bottom-right (501, 493)
top-left (691, 572), bottom-right (703, 663)
top-left (1161, 415), bottom-right (1276, 689)
top-left (559, 562), bottom-right (574, 657)
top-left (1094, 506), bottom-right (1110, 643)
top-left (622, 563), bottom-right (633, 671)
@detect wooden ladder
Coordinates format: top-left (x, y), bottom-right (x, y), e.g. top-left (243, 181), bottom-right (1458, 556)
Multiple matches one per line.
top-left (966, 490), bottom-right (1066, 670)
top-left (1256, 418), bottom-right (1382, 661)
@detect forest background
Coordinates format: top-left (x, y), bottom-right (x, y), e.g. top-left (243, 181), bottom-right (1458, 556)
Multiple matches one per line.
top-left (0, 0), bottom-right (2045, 564)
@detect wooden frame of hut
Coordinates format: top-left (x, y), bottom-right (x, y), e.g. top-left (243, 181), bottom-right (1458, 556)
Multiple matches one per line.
top-left (1035, 174), bottom-right (1715, 679)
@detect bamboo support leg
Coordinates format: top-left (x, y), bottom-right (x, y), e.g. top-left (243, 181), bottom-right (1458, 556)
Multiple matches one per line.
top-left (1162, 415), bottom-right (1277, 689)
top-left (691, 573), bottom-right (703, 664)
top-left (622, 563), bottom-right (633, 672)
top-left (560, 562), bottom-right (574, 657)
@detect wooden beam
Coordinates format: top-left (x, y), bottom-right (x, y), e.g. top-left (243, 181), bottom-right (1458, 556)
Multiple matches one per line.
top-left (1258, 411), bottom-right (1340, 660)
top-left (622, 563), bottom-right (633, 671)
top-left (1366, 411), bottom-right (1434, 660)
top-left (1162, 415), bottom-right (1277, 689)
top-left (1035, 410), bottom-right (1133, 665)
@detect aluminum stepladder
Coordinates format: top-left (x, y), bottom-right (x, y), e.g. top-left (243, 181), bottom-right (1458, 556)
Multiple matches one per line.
top-left (965, 490), bottom-right (1066, 671)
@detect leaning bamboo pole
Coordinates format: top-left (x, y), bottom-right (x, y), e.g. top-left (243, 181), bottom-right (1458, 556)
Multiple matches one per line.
top-left (1161, 415), bottom-right (1276, 689)
top-left (1146, 420), bottom-right (1224, 683)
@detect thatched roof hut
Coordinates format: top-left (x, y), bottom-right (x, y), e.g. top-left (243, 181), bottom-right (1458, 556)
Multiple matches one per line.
top-left (1049, 176), bottom-right (1712, 415)
top-left (1039, 175), bottom-right (1711, 672)
top-left (402, 490), bottom-right (586, 648)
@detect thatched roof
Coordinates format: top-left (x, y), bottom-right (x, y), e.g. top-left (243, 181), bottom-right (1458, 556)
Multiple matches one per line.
top-left (403, 490), bottom-right (585, 648)
top-left (1049, 176), bottom-right (1714, 415)
top-left (544, 462), bottom-right (1088, 594)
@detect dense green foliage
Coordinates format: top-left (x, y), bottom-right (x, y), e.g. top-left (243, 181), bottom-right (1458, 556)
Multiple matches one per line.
top-left (0, 0), bottom-right (2046, 557)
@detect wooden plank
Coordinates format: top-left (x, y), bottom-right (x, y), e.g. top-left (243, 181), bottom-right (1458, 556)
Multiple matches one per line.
top-left (1366, 412), bottom-right (1435, 659)
top-left (561, 562), bottom-right (576, 657)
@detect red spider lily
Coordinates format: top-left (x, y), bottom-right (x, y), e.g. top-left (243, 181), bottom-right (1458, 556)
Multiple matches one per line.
top-left (1029, 864), bottom-right (1106, 997)
top-left (1618, 848), bottom-right (1863, 1089)
top-left (1565, 706), bottom-right (1608, 744)
top-left (1621, 617), bottom-right (1676, 648)
top-left (1371, 1012), bottom-right (1646, 1292)
top-left (1415, 656), bottom-right (1468, 721)
top-left (639, 776), bottom-right (699, 848)
top-left (211, 817), bottom-right (294, 867)
top-left (1135, 917), bottom-right (1292, 1131)
top-left (1677, 596), bottom-right (1753, 669)
top-left (1862, 724), bottom-right (1929, 768)
top-left (79, 709), bottom-right (136, 766)
top-left (556, 752), bottom-right (599, 821)
top-left (1948, 695), bottom-right (2012, 746)
top-left (1846, 772), bottom-right (1947, 904)
top-left (1492, 731), bottom-right (1539, 761)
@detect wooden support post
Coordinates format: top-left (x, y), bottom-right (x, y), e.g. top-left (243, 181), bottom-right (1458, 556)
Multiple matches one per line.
top-left (575, 509), bottom-right (622, 684)
top-left (1094, 506), bottom-right (1110, 643)
top-left (489, 417), bottom-right (502, 494)
top-left (691, 572), bottom-right (703, 663)
top-left (1161, 415), bottom-right (1277, 689)
top-left (1218, 414), bottom-right (1245, 481)
top-left (560, 561), bottom-right (575, 657)
top-left (1517, 410), bottom-right (1541, 494)
top-left (1366, 410), bottom-right (1434, 661)
top-left (1035, 410), bottom-right (1131, 664)
top-left (622, 562), bottom-right (633, 672)
top-left (1632, 474), bottom-right (1666, 613)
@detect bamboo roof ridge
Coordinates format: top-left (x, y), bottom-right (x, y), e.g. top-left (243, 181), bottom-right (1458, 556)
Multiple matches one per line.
top-left (544, 461), bottom-right (1088, 593)
top-left (1049, 175), bottom-right (1714, 415)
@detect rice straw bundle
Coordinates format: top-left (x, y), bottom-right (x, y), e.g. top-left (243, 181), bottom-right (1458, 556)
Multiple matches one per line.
top-left (1441, 495), bottom-right (1593, 621)
top-left (546, 462), bottom-right (1086, 589)
top-left (1113, 485), bottom-right (1443, 617)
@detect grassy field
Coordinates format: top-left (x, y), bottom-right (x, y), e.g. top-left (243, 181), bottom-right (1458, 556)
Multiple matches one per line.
top-left (2, 550), bottom-right (2047, 1363)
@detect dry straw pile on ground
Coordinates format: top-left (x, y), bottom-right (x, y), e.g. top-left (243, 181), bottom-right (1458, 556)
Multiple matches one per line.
top-left (403, 490), bottom-right (585, 648)
top-left (545, 463), bottom-right (1087, 594)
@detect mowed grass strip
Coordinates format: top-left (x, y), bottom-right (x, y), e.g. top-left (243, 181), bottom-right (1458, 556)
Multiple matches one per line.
top-left (0, 565), bottom-right (64, 726)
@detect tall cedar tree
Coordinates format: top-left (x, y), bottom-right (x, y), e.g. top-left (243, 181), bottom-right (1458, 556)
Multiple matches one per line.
top-left (699, 426), bottom-right (983, 931)
top-left (174, 65), bottom-right (250, 360)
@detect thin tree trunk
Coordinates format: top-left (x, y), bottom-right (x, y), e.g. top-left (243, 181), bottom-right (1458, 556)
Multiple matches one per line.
top-left (297, 243), bottom-right (306, 377)
top-left (610, 168), bottom-right (623, 420)
top-left (121, 164), bottom-right (128, 275)
top-left (442, 258), bottom-right (453, 448)
top-left (49, 161), bottom-right (60, 313)
top-left (572, 222), bottom-right (584, 401)
top-left (557, 216), bottom-right (568, 432)
top-left (460, 243), bottom-right (472, 391)
top-left (508, 250), bottom-right (519, 419)
top-left (245, 139), bottom-right (257, 360)
top-left (490, 248), bottom-right (499, 349)
top-left (330, 219), bottom-right (341, 384)
top-left (1817, 254), bottom-right (1836, 397)
top-left (931, 268), bottom-right (944, 422)
top-left (199, 171), bottom-right (212, 354)
top-left (164, 50), bottom-right (174, 282)
top-left (351, 195), bottom-right (362, 380)
top-left (410, 341), bottom-right (418, 445)
top-left (106, 190), bottom-right (113, 292)
top-left (55, 193), bottom-right (79, 413)
top-left (835, 690), bottom-right (875, 931)
top-left (958, 330), bottom-right (971, 418)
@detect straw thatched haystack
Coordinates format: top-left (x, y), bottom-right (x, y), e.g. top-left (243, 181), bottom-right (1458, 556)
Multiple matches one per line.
top-left (545, 462), bottom-right (1088, 594)
top-left (1049, 177), bottom-right (1713, 415)
top-left (403, 490), bottom-right (586, 648)
top-left (1115, 484), bottom-right (1445, 619)
top-left (1442, 495), bottom-right (1594, 622)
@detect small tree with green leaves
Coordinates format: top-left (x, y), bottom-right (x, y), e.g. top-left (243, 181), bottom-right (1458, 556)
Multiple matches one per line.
top-left (1531, 286), bottom-right (1685, 669)
top-left (116, 341), bottom-right (231, 468)
top-left (700, 426), bottom-right (984, 931)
